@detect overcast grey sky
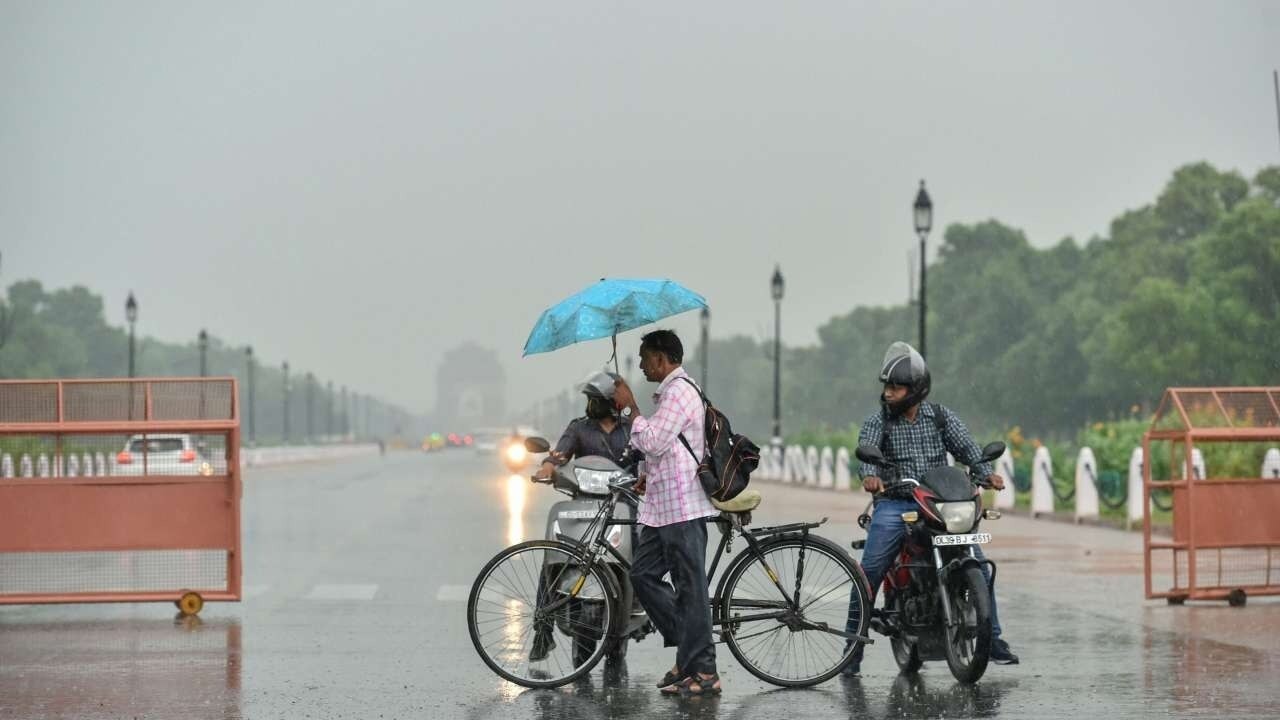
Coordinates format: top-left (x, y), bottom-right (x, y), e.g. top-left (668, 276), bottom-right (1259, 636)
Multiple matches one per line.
top-left (3, 1), bottom-right (1278, 413)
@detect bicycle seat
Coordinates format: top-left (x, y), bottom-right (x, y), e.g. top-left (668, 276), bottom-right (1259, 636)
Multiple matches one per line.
top-left (712, 489), bottom-right (762, 514)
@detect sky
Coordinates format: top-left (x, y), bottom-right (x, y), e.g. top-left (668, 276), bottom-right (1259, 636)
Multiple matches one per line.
top-left (3, 1), bottom-right (1278, 414)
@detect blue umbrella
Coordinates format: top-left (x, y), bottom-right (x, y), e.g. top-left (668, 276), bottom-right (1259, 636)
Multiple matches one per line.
top-left (523, 278), bottom-right (708, 366)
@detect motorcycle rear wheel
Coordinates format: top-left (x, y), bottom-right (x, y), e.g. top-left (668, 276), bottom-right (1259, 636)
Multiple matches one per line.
top-left (943, 565), bottom-right (992, 684)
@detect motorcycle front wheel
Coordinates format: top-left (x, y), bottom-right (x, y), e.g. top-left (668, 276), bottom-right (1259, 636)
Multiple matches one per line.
top-left (467, 540), bottom-right (616, 688)
top-left (943, 565), bottom-right (992, 684)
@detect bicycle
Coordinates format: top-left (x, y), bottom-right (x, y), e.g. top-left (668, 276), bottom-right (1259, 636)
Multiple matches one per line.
top-left (467, 470), bottom-right (872, 689)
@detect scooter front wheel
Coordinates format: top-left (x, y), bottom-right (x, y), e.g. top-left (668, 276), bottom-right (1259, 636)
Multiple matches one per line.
top-left (467, 540), bottom-right (617, 688)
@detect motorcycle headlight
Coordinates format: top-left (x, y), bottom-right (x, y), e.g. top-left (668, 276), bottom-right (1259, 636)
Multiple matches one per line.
top-left (504, 443), bottom-right (527, 465)
top-left (573, 468), bottom-right (614, 494)
top-left (938, 501), bottom-right (977, 534)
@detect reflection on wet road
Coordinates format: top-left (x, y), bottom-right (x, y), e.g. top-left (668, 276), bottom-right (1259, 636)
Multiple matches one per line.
top-left (2, 451), bottom-right (1277, 719)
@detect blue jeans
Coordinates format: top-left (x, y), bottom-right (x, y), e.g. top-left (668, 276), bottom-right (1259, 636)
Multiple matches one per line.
top-left (845, 498), bottom-right (1003, 661)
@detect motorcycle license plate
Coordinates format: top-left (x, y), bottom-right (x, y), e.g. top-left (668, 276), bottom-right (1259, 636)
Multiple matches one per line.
top-left (933, 533), bottom-right (991, 547)
top-left (558, 510), bottom-right (597, 519)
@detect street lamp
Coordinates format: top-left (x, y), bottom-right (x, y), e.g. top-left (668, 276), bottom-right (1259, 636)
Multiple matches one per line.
top-left (699, 306), bottom-right (710, 392)
top-left (282, 361), bottom-right (291, 444)
top-left (913, 180), bottom-right (933, 359)
top-left (305, 372), bottom-right (315, 443)
top-left (198, 329), bottom-right (209, 377)
top-left (326, 380), bottom-right (334, 440)
top-left (770, 265), bottom-right (784, 447)
top-left (125, 292), bottom-right (138, 378)
top-left (246, 346), bottom-right (256, 446)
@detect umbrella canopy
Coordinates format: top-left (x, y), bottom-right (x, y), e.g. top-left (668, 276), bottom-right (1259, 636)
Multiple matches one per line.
top-left (522, 278), bottom-right (708, 358)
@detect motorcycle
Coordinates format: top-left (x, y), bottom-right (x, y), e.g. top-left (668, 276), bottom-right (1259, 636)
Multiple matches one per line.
top-left (524, 437), bottom-right (650, 666)
top-left (852, 441), bottom-right (1006, 684)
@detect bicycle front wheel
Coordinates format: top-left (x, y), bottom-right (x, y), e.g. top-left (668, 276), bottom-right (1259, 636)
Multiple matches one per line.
top-left (720, 534), bottom-right (869, 687)
top-left (467, 540), bottom-right (616, 688)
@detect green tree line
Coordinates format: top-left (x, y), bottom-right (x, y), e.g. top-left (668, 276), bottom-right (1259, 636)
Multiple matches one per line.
top-left (697, 162), bottom-right (1280, 443)
top-left (0, 280), bottom-right (411, 443)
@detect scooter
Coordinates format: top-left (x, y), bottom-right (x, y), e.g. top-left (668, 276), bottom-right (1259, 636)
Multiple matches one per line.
top-left (524, 437), bottom-right (651, 665)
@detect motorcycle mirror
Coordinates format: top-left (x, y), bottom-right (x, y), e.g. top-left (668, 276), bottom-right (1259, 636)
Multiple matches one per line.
top-left (854, 444), bottom-right (886, 466)
top-left (523, 436), bottom-right (551, 453)
top-left (980, 441), bottom-right (1007, 463)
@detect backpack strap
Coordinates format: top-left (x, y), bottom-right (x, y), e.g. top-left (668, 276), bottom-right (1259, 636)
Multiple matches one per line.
top-left (676, 376), bottom-right (708, 463)
top-left (678, 433), bottom-right (701, 463)
top-left (879, 402), bottom-right (948, 456)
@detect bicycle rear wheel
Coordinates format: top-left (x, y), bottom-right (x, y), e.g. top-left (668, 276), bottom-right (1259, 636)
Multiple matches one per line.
top-left (720, 534), bottom-right (869, 687)
top-left (467, 540), bottom-right (615, 688)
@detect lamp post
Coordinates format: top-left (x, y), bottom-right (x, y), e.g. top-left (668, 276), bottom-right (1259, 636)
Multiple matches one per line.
top-left (699, 306), bottom-right (710, 392)
top-left (771, 265), bottom-right (784, 447)
top-left (326, 380), bottom-right (334, 440)
top-left (246, 346), bottom-right (256, 446)
top-left (913, 180), bottom-right (933, 359)
top-left (197, 329), bottom-right (209, 418)
top-left (198, 329), bottom-right (209, 377)
top-left (282, 361), bottom-right (291, 444)
top-left (125, 293), bottom-right (138, 378)
top-left (305, 372), bottom-right (315, 443)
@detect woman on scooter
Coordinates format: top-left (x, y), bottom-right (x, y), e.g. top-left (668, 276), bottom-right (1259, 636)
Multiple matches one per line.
top-left (528, 370), bottom-right (639, 661)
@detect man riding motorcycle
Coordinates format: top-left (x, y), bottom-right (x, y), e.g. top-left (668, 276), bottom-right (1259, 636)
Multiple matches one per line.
top-left (529, 370), bottom-right (638, 661)
top-left (843, 341), bottom-right (1019, 676)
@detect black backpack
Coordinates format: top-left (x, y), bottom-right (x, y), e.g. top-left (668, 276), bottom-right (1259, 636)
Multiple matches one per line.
top-left (676, 378), bottom-right (760, 502)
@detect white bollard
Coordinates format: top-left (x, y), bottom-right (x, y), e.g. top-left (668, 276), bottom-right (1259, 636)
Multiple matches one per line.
top-left (36, 454), bottom-right (51, 478)
top-left (20, 454), bottom-right (33, 477)
top-left (788, 446), bottom-right (806, 484)
top-left (1030, 446), bottom-right (1055, 517)
top-left (1127, 447), bottom-right (1145, 528)
top-left (95, 452), bottom-right (108, 477)
top-left (782, 446), bottom-right (798, 484)
top-left (994, 449), bottom-right (1016, 510)
top-left (65, 454), bottom-right (81, 477)
top-left (1263, 448), bottom-right (1280, 479)
top-left (804, 446), bottom-right (819, 486)
top-left (768, 446), bottom-right (784, 481)
top-left (1, 453), bottom-right (12, 478)
top-left (1189, 448), bottom-right (1205, 480)
top-left (818, 446), bottom-right (834, 489)
top-left (835, 447), bottom-right (851, 491)
top-left (82, 453), bottom-right (94, 477)
top-left (1074, 447), bottom-right (1100, 523)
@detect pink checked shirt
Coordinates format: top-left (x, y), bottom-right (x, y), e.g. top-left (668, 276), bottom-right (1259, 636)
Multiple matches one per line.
top-left (631, 367), bottom-right (718, 527)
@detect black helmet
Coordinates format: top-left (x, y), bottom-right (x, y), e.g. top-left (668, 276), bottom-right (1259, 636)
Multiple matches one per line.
top-left (879, 341), bottom-right (930, 417)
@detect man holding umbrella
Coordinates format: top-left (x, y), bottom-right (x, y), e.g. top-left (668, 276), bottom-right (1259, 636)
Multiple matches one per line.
top-left (613, 329), bottom-right (722, 697)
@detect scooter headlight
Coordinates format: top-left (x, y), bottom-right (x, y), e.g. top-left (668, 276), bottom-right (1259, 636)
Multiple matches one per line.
top-left (937, 501), bottom-right (978, 534)
top-left (574, 468), bottom-right (614, 495)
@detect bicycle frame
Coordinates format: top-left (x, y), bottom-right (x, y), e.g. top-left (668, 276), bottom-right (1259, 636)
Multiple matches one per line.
top-left (542, 482), bottom-right (863, 643)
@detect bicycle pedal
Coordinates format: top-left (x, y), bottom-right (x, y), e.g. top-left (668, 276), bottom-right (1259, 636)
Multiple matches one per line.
top-left (851, 539), bottom-right (866, 550)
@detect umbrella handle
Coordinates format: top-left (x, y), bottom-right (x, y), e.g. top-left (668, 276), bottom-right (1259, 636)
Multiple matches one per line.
top-left (610, 332), bottom-right (619, 374)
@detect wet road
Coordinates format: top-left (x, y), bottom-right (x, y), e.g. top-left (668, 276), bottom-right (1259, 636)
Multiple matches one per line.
top-left (2, 451), bottom-right (1277, 719)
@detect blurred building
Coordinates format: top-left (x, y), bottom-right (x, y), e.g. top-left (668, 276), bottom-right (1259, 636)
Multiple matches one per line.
top-left (434, 343), bottom-right (506, 431)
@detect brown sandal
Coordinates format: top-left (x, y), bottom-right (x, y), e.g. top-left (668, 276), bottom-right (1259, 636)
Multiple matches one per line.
top-left (669, 672), bottom-right (721, 697)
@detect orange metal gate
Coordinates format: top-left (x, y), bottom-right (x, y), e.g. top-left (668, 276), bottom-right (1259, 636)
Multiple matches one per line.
top-left (1143, 387), bottom-right (1280, 603)
top-left (0, 378), bottom-right (241, 609)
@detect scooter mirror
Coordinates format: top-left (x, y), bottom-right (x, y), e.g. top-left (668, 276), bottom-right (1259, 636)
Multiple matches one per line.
top-left (980, 441), bottom-right (1006, 463)
top-left (855, 444), bottom-right (886, 466)
top-left (523, 436), bottom-right (551, 453)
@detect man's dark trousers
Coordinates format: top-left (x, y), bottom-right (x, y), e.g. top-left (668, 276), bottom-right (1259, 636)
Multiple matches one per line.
top-left (630, 519), bottom-right (717, 676)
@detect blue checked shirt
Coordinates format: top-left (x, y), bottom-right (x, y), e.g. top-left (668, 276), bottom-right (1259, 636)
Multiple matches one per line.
top-left (857, 403), bottom-right (994, 500)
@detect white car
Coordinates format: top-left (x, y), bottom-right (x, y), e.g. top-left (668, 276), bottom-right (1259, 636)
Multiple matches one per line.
top-left (113, 434), bottom-right (214, 476)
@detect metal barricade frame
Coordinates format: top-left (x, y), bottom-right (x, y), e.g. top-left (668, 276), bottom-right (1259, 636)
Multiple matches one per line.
top-left (1143, 386), bottom-right (1280, 603)
top-left (0, 378), bottom-right (241, 610)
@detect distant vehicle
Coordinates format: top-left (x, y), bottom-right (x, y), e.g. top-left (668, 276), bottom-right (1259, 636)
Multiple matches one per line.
top-left (445, 433), bottom-right (473, 448)
top-left (470, 428), bottom-right (509, 455)
top-left (422, 433), bottom-right (446, 452)
top-left (114, 434), bottom-right (213, 476)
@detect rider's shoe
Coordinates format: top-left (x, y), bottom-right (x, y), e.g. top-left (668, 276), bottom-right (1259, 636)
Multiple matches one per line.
top-left (840, 659), bottom-right (862, 678)
top-left (990, 637), bottom-right (1020, 665)
top-left (529, 628), bottom-right (556, 662)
